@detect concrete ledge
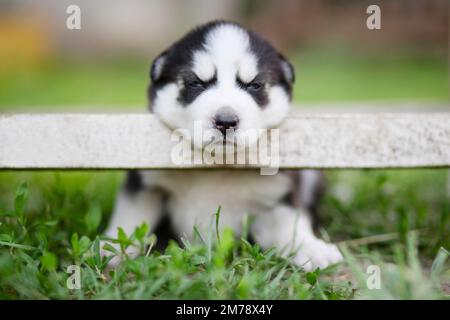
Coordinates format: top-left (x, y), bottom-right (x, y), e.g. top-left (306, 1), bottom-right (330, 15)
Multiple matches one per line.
top-left (0, 113), bottom-right (449, 169)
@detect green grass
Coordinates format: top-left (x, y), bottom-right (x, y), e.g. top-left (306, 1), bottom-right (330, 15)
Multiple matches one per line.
top-left (0, 170), bottom-right (448, 299)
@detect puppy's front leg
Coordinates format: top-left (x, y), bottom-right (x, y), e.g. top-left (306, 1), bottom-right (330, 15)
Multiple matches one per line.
top-left (251, 205), bottom-right (343, 271)
top-left (101, 186), bottom-right (164, 265)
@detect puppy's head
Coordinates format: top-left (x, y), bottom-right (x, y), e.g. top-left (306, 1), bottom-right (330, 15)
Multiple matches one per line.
top-left (149, 21), bottom-right (294, 150)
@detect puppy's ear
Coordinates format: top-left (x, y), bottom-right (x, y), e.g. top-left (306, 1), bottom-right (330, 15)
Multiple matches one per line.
top-left (150, 50), bottom-right (169, 82)
top-left (278, 53), bottom-right (295, 85)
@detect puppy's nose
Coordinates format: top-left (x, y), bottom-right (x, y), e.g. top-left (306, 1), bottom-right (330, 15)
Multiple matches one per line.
top-left (213, 109), bottom-right (239, 135)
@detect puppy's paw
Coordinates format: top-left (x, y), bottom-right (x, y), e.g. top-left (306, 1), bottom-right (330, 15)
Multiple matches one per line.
top-left (293, 240), bottom-right (343, 271)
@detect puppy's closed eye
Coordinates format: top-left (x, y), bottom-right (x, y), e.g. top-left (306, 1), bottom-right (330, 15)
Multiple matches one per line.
top-left (236, 75), bottom-right (264, 92)
top-left (243, 81), bottom-right (263, 92)
top-left (186, 79), bottom-right (207, 89)
top-left (184, 73), bottom-right (216, 90)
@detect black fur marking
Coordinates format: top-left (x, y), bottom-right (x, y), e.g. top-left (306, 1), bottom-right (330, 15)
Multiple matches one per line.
top-left (178, 70), bottom-right (217, 105)
top-left (248, 30), bottom-right (295, 101)
top-left (150, 186), bottom-right (180, 251)
top-left (153, 212), bottom-right (180, 251)
top-left (236, 74), bottom-right (269, 107)
top-left (124, 170), bottom-right (143, 194)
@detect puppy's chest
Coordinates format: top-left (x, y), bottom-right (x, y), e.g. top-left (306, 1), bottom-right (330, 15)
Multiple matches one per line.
top-left (141, 170), bottom-right (291, 215)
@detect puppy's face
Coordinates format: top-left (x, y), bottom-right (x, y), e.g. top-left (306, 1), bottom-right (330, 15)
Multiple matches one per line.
top-left (149, 21), bottom-right (294, 150)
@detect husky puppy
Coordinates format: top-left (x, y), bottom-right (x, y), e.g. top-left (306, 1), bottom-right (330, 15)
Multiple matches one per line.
top-left (103, 21), bottom-right (343, 270)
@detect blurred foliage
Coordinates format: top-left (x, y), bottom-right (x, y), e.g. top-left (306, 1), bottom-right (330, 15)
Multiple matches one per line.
top-left (0, 50), bottom-right (447, 110)
top-left (293, 50), bottom-right (448, 103)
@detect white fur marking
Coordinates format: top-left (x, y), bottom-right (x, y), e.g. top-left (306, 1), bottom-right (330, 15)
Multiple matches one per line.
top-left (237, 53), bottom-right (258, 83)
top-left (299, 170), bottom-right (322, 208)
top-left (152, 56), bottom-right (166, 80)
top-left (251, 205), bottom-right (343, 271)
top-left (101, 189), bottom-right (163, 266)
top-left (192, 51), bottom-right (215, 82)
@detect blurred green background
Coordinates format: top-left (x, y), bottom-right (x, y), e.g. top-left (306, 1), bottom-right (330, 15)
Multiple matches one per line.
top-left (0, 0), bottom-right (448, 110)
top-left (0, 51), bottom-right (447, 109)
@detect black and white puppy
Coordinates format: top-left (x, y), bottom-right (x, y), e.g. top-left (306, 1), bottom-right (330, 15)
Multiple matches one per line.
top-left (103, 21), bottom-right (343, 270)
